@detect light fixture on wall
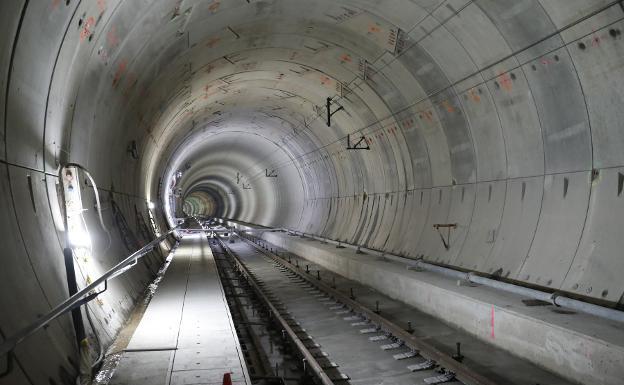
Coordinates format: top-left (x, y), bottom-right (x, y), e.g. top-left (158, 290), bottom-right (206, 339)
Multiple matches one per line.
top-left (68, 225), bottom-right (92, 249)
top-left (148, 201), bottom-right (156, 209)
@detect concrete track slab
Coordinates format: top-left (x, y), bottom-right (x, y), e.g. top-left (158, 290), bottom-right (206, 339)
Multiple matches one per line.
top-left (258, 230), bottom-right (624, 385)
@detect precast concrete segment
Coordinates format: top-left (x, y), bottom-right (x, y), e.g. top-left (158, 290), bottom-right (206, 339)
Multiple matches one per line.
top-left (258, 231), bottom-right (624, 385)
top-left (110, 234), bottom-right (251, 385)
top-left (224, 239), bottom-right (464, 385)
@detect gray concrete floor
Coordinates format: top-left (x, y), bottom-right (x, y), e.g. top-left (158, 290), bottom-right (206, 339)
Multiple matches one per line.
top-left (107, 234), bottom-right (251, 385)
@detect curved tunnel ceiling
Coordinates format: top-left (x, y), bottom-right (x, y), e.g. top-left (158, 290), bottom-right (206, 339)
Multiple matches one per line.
top-left (3, 0), bottom-right (624, 307)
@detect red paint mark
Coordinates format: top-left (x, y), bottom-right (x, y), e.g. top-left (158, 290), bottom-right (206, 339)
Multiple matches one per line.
top-left (368, 24), bottom-right (381, 33)
top-left (490, 305), bottom-right (495, 339)
top-left (442, 100), bottom-right (455, 113)
top-left (112, 59), bottom-right (127, 88)
top-left (591, 29), bottom-right (601, 47)
top-left (340, 54), bottom-right (352, 64)
top-left (497, 72), bottom-right (513, 92)
top-left (208, 1), bottom-right (220, 13)
top-left (206, 37), bottom-right (221, 48)
top-left (468, 89), bottom-right (481, 103)
top-left (51, 0), bottom-right (61, 10)
top-left (97, 0), bottom-right (107, 14)
top-left (320, 75), bottom-right (331, 85)
top-left (107, 26), bottom-right (119, 49)
top-left (80, 16), bottom-right (96, 42)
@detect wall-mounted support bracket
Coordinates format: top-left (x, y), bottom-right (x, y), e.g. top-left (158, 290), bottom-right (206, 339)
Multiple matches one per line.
top-left (127, 140), bottom-right (139, 160)
top-left (243, 183), bottom-right (252, 190)
top-left (433, 223), bottom-right (457, 250)
top-left (0, 351), bottom-right (12, 378)
top-left (346, 134), bottom-right (370, 150)
top-left (326, 97), bottom-right (344, 127)
top-left (265, 169), bottom-right (278, 178)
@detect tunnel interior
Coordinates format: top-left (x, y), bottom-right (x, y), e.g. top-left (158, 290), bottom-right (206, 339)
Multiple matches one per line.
top-left (1, 0), bottom-right (624, 384)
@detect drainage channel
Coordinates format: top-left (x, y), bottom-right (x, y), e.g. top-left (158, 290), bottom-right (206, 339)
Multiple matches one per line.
top-left (215, 232), bottom-right (479, 385)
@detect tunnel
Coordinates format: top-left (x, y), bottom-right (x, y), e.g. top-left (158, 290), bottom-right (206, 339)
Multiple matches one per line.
top-left (1, 1), bottom-right (623, 384)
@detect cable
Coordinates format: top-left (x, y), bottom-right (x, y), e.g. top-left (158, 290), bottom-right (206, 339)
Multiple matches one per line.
top-left (64, 163), bottom-right (109, 234)
top-left (60, 163), bottom-right (113, 253)
top-left (84, 304), bottom-right (104, 372)
top-left (58, 163), bottom-right (112, 381)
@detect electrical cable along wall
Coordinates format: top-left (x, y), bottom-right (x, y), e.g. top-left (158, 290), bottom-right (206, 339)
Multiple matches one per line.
top-left (1, 1), bottom-right (624, 384)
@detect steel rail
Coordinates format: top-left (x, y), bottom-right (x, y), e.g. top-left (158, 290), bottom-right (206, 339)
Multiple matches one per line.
top-left (0, 226), bottom-right (181, 357)
top-left (239, 232), bottom-right (501, 385)
top-left (214, 234), bottom-right (335, 385)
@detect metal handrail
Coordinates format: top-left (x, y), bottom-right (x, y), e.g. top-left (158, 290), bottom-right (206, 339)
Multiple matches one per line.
top-left (0, 226), bottom-right (181, 357)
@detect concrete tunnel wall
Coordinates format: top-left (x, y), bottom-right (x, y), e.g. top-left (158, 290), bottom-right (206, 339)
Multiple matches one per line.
top-left (1, 1), bottom-right (624, 384)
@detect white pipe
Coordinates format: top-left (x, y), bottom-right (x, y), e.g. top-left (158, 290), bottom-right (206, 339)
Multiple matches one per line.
top-left (275, 228), bottom-right (624, 324)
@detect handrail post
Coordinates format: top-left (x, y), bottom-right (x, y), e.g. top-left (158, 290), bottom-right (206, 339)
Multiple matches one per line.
top-left (63, 247), bottom-right (86, 347)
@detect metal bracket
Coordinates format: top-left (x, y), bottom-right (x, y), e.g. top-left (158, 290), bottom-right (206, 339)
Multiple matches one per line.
top-left (326, 97), bottom-right (344, 127)
top-left (71, 280), bottom-right (109, 311)
top-left (0, 350), bottom-right (12, 378)
top-left (265, 169), bottom-right (278, 178)
top-left (243, 183), bottom-right (252, 190)
top-left (346, 134), bottom-right (370, 150)
top-left (127, 140), bottom-right (139, 160)
top-left (433, 224), bottom-right (457, 250)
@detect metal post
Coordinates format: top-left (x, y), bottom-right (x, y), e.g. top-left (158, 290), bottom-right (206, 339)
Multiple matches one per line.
top-left (63, 248), bottom-right (86, 347)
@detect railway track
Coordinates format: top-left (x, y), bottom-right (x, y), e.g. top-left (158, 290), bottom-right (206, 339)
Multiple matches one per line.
top-left (209, 231), bottom-right (506, 385)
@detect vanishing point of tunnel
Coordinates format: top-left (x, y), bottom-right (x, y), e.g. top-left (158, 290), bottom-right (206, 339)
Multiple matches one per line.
top-left (0, 1), bottom-right (623, 385)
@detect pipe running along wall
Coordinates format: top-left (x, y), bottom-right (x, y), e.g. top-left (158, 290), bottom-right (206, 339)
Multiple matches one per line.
top-left (1, 0), bottom-right (624, 384)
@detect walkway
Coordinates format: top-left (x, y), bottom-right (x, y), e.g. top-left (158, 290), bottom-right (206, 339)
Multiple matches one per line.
top-left (109, 233), bottom-right (250, 385)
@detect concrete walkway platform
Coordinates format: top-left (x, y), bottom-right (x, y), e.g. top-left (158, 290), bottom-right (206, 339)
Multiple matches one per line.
top-left (109, 233), bottom-right (251, 385)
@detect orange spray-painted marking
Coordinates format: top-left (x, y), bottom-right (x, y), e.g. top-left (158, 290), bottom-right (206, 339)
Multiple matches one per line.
top-left (208, 1), bottom-right (220, 13)
top-left (206, 37), bottom-right (221, 48)
top-left (468, 89), bottom-right (481, 103)
top-left (497, 72), bottom-right (513, 92)
top-left (369, 24), bottom-right (381, 33)
top-left (80, 16), bottom-right (96, 42)
top-left (442, 100), bottom-right (455, 113)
